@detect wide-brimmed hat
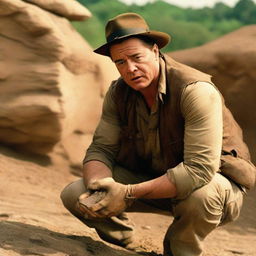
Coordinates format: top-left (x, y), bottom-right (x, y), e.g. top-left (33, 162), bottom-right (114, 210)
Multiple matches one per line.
top-left (94, 12), bottom-right (171, 56)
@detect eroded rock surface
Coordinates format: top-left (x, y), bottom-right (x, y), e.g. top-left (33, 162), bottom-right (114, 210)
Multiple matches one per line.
top-left (23, 0), bottom-right (92, 21)
top-left (0, 0), bottom-right (118, 154)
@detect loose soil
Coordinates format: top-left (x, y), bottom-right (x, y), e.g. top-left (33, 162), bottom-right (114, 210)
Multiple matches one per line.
top-left (0, 145), bottom-right (255, 256)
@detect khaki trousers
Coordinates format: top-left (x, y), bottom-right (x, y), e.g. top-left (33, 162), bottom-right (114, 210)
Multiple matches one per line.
top-left (60, 166), bottom-right (243, 256)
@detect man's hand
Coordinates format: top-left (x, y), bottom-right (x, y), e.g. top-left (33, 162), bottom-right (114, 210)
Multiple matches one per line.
top-left (77, 190), bottom-right (106, 219)
top-left (78, 177), bottom-right (135, 219)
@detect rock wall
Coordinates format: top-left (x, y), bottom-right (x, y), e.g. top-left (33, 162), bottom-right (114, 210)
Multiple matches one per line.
top-left (169, 25), bottom-right (256, 163)
top-left (0, 0), bottom-right (118, 155)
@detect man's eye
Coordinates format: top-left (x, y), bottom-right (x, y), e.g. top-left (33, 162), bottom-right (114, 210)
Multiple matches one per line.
top-left (134, 55), bottom-right (144, 62)
top-left (116, 60), bottom-right (125, 65)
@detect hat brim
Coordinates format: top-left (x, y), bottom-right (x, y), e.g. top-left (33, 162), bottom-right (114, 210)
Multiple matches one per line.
top-left (94, 30), bottom-right (171, 56)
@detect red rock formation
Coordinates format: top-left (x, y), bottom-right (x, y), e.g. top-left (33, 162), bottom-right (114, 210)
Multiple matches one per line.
top-left (0, 0), bottom-right (118, 155)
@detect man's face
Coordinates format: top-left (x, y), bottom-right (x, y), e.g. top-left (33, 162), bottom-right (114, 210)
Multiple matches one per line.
top-left (110, 37), bottom-right (160, 92)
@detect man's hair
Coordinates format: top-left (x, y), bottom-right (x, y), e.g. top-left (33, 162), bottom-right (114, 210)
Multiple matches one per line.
top-left (108, 35), bottom-right (156, 57)
top-left (134, 35), bottom-right (155, 47)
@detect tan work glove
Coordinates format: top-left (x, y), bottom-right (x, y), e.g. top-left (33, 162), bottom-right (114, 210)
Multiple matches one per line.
top-left (78, 177), bottom-right (135, 219)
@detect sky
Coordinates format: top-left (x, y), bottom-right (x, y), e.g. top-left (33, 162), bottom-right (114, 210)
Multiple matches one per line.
top-left (120, 0), bottom-right (256, 8)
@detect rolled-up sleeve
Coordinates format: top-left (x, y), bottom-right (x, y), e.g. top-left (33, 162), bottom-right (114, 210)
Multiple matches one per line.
top-left (167, 81), bottom-right (223, 199)
top-left (83, 84), bottom-right (121, 171)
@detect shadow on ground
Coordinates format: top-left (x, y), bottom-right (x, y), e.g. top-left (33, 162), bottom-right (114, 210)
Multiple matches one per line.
top-left (0, 221), bottom-right (136, 256)
top-left (0, 145), bottom-right (52, 167)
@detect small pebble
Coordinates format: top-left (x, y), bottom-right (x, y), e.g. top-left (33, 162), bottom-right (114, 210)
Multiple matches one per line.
top-left (141, 225), bottom-right (151, 230)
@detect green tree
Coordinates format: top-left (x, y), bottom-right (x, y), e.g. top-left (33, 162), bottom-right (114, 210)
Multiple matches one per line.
top-left (72, 16), bottom-right (105, 48)
top-left (74, 0), bottom-right (253, 51)
top-left (232, 0), bottom-right (256, 24)
top-left (212, 2), bottom-right (232, 20)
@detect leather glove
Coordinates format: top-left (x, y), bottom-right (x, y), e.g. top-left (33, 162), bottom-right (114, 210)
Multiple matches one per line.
top-left (78, 177), bottom-right (135, 219)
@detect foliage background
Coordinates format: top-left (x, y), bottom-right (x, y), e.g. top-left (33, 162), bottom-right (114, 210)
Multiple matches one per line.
top-left (74, 0), bottom-right (256, 52)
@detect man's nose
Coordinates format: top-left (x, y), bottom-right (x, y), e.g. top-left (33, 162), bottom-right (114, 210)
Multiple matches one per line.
top-left (126, 60), bottom-right (137, 73)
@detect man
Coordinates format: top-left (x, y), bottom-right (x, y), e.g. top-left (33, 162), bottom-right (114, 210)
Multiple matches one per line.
top-left (61, 13), bottom-right (255, 256)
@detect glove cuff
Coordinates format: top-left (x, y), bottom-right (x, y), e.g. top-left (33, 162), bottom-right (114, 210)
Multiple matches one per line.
top-left (125, 184), bottom-right (136, 199)
top-left (124, 184), bottom-right (136, 207)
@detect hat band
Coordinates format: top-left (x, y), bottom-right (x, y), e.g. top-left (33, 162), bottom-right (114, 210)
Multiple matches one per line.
top-left (107, 27), bottom-right (149, 43)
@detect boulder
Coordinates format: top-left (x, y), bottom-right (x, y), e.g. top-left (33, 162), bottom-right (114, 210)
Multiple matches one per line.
top-left (168, 25), bottom-right (256, 163)
top-left (23, 0), bottom-right (92, 21)
top-left (0, 0), bottom-right (119, 154)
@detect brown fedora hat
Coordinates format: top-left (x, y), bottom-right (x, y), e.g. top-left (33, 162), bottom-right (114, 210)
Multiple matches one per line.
top-left (94, 12), bottom-right (171, 56)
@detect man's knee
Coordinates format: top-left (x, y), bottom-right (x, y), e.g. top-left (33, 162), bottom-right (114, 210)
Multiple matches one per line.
top-left (174, 175), bottom-right (228, 222)
top-left (220, 181), bottom-right (243, 225)
top-left (60, 179), bottom-right (85, 213)
top-left (173, 173), bottom-right (243, 225)
top-left (177, 194), bottom-right (221, 225)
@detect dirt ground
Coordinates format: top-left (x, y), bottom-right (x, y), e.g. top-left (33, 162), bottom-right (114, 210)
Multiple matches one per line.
top-left (0, 145), bottom-right (255, 256)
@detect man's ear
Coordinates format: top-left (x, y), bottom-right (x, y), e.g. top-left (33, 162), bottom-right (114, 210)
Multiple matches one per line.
top-left (153, 43), bottom-right (159, 59)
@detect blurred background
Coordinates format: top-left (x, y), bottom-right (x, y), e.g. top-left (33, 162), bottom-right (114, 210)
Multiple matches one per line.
top-left (74, 0), bottom-right (256, 52)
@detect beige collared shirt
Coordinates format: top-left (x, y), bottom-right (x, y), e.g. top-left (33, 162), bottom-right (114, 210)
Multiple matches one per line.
top-left (84, 58), bottom-right (222, 199)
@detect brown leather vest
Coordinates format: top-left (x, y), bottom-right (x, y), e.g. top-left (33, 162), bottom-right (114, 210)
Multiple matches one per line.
top-left (112, 54), bottom-right (255, 188)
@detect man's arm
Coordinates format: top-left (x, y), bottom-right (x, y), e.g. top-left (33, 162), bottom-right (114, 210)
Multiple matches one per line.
top-left (83, 160), bottom-right (112, 187)
top-left (167, 81), bottom-right (223, 200)
top-left (79, 172), bottom-right (176, 218)
top-left (82, 83), bottom-right (121, 185)
top-left (131, 173), bottom-right (177, 199)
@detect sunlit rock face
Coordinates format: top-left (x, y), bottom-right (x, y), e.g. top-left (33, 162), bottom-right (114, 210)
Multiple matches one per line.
top-left (169, 25), bottom-right (256, 163)
top-left (0, 0), bottom-right (118, 154)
